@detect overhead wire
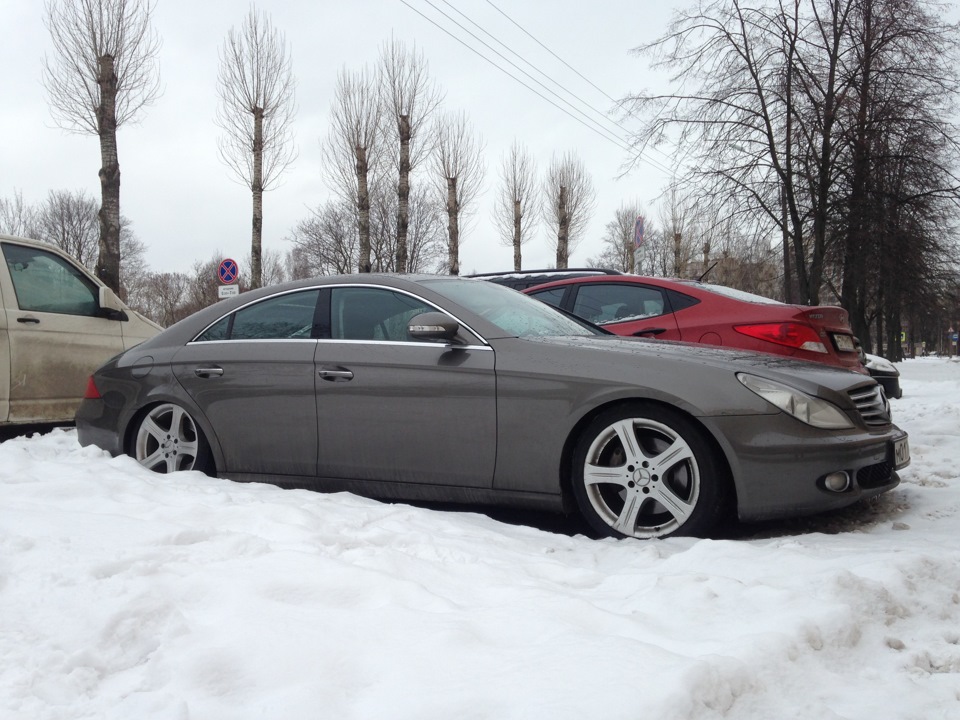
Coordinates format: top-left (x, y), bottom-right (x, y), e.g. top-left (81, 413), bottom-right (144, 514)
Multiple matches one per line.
top-left (400, 0), bottom-right (678, 178)
top-left (440, 1), bottom-right (632, 145)
top-left (416, 0), bottom-right (632, 153)
top-left (481, 0), bottom-right (680, 173)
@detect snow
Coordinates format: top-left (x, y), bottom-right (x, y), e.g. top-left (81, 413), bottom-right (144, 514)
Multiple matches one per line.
top-left (2, 358), bottom-right (960, 719)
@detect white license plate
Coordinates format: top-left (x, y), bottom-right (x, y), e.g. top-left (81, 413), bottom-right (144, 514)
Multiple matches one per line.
top-left (833, 334), bottom-right (856, 352)
top-left (893, 437), bottom-right (910, 469)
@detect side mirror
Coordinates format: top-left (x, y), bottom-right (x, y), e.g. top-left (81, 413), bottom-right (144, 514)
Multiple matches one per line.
top-left (99, 286), bottom-right (128, 321)
top-left (408, 312), bottom-right (459, 342)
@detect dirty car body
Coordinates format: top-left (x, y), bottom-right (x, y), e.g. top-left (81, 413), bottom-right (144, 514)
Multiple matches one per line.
top-left (76, 274), bottom-right (909, 540)
top-left (0, 234), bottom-right (160, 425)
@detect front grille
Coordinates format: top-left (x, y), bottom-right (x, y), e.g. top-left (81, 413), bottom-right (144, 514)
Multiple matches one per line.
top-left (857, 460), bottom-right (893, 488)
top-left (848, 384), bottom-right (891, 426)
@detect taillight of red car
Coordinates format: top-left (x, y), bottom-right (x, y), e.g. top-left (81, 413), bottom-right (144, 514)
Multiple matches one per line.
top-left (83, 376), bottom-right (102, 400)
top-left (733, 323), bottom-right (828, 353)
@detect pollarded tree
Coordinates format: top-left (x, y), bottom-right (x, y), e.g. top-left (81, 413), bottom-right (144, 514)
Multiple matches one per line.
top-left (542, 152), bottom-right (596, 269)
top-left (433, 111), bottom-right (485, 276)
top-left (493, 142), bottom-right (537, 271)
top-left (216, 6), bottom-right (297, 289)
top-left (43, 0), bottom-right (160, 293)
top-left (322, 66), bottom-right (384, 273)
top-left (378, 39), bottom-right (443, 273)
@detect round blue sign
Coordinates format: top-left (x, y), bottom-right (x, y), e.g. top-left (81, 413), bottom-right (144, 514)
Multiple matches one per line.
top-left (218, 258), bottom-right (239, 285)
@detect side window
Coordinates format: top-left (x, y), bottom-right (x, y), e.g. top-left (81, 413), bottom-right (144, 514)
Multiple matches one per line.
top-left (572, 283), bottom-right (668, 325)
top-left (1, 242), bottom-right (99, 317)
top-left (195, 289), bottom-right (320, 341)
top-left (331, 287), bottom-right (434, 341)
top-left (529, 287), bottom-right (565, 308)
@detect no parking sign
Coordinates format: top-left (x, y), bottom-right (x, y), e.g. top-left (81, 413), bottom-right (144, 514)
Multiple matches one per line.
top-left (218, 258), bottom-right (240, 298)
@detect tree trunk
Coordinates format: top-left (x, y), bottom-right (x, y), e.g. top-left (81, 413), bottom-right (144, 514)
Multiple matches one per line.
top-left (95, 54), bottom-right (121, 293)
top-left (251, 106), bottom-right (264, 289)
top-left (780, 185), bottom-right (793, 303)
top-left (396, 114), bottom-right (411, 273)
top-left (556, 185), bottom-right (569, 269)
top-left (512, 198), bottom-right (522, 271)
top-left (673, 231), bottom-right (682, 277)
top-left (446, 176), bottom-right (459, 275)
top-left (841, 1), bottom-right (874, 342)
top-left (355, 144), bottom-right (371, 273)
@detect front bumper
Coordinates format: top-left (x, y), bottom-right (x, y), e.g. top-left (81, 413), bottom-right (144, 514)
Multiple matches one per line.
top-left (706, 414), bottom-right (907, 522)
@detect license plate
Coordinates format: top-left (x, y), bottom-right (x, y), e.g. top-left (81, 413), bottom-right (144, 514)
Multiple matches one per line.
top-left (893, 437), bottom-right (910, 469)
top-left (833, 334), bottom-right (856, 352)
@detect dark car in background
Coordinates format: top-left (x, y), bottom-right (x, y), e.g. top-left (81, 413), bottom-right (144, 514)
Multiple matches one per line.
top-left (474, 269), bottom-right (865, 374)
top-left (77, 274), bottom-right (908, 541)
top-left (854, 337), bottom-right (903, 399)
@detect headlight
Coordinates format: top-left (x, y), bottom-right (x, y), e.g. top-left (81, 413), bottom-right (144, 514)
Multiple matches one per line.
top-left (736, 373), bottom-right (853, 429)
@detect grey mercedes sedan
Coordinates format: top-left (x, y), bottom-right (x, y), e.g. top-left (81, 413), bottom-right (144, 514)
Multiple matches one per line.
top-left (76, 274), bottom-right (910, 540)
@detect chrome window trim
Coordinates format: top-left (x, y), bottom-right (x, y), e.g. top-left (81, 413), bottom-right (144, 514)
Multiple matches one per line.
top-left (187, 282), bottom-right (491, 346)
top-left (185, 338), bottom-right (320, 345)
top-left (319, 338), bottom-right (492, 351)
top-left (186, 337), bottom-right (491, 351)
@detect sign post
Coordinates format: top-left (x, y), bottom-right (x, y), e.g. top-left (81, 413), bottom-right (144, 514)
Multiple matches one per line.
top-left (218, 258), bottom-right (240, 299)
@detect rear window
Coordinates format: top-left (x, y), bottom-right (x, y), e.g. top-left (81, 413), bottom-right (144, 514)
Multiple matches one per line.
top-left (695, 283), bottom-right (784, 305)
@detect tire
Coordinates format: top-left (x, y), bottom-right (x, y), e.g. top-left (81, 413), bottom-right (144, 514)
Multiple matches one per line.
top-left (133, 403), bottom-right (212, 474)
top-left (572, 403), bottom-right (727, 540)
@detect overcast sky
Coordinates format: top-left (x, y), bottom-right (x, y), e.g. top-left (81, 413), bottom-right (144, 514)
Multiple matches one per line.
top-left (1, 0), bottom-right (681, 277)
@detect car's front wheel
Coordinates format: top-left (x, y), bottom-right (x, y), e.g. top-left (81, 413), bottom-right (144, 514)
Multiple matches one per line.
top-left (572, 404), bottom-right (727, 539)
top-left (133, 403), bottom-right (211, 473)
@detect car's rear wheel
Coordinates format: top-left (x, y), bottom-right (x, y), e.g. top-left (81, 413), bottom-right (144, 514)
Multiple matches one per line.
top-left (133, 403), bottom-right (211, 473)
top-left (572, 404), bottom-right (727, 539)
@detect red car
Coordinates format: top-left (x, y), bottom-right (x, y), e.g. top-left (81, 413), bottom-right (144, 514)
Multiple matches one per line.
top-left (507, 272), bottom-right (864, 373)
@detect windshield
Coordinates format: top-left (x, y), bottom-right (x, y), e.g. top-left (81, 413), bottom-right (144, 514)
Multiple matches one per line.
top-left (423, 278), bottom-right (601, 338)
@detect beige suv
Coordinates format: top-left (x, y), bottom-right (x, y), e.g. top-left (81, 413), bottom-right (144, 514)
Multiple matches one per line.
top-left (0, 234), bottom-right (160, 425)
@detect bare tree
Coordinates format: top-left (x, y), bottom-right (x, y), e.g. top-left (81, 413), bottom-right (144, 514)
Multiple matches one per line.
top-left (289, 201), bottom-right (358, 276)
top-left (433, 111), bottom-right (485, 275)
top-left (660, 188), bottom-right (695, 278)
top-left (21, 189), bottom-right (146, 293)
top-left (119, 229), bottom-right (149, 304)
top-left (369, 183), bottom-right (446, 273)
top-left (322, 66), bottom-right (384, 273)
top-left (0, 190), bottom-right (39, 238)
top-left (378, 39), bottom-right (443, 273)
top-left (134, 272), bottom-right (191, 326)
top-left (43, 0), bottom-right (160, 293)
top-left (493, 142), bottom-right (538, 271)
top-left (592, 203), bottom-right (644, 273)
top-left (216, 6), bottom-right (297, 290)
top-left (542, 152), bottom-right (596, 268)
top-left (34, 189), bottom-right (100, 267)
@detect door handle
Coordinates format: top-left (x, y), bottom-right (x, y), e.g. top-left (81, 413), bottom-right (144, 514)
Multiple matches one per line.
top-left (194, 367), bottom-right (224, 378)
top-left (318, 369), bottom-right (354, 381)
top-left (632, 328), bottom-right (666, 336)
top-left (16, 316), bottom-right (40, 324)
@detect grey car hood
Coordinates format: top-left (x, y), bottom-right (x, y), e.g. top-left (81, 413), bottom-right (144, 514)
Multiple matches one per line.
top-left (524, 334), bottom-right (874, 396)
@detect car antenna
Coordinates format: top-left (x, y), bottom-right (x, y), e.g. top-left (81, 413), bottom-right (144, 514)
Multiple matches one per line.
top-left (697, 262), bottom-right (718, 282)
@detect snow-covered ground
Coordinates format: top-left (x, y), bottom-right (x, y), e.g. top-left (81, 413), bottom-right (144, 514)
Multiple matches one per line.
top-left (2, 357), bottom-right (959, 719)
